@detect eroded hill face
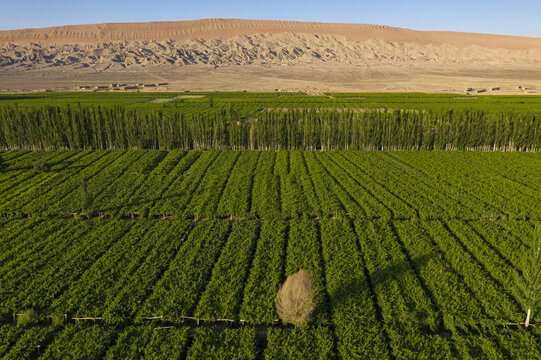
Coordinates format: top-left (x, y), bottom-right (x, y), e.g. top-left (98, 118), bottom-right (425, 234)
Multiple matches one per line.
top-left (1, 19), bottom-right (541, 92)
top-left (2, 34), bottom-right (541, 70)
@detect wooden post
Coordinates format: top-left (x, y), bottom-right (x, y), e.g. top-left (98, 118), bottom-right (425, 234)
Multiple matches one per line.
top-left (525, 308), bottom-right (531, 328)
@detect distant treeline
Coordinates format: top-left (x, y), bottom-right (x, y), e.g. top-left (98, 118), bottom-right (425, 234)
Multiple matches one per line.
top-left (0, 105), bottom-right (539, 151)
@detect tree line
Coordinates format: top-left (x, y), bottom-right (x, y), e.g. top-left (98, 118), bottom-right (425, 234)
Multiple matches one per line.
top-left (0, 105), bottom-right (539, 151)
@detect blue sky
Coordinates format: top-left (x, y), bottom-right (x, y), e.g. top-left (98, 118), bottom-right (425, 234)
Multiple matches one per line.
top-left (1, 0), bottom-right (540, 37)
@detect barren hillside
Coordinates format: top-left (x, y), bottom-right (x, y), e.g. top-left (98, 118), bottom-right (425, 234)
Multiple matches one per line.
top-left (3, 19), bottom-right (541, 49)
top-left (1, 19), bottom-right (541, 92)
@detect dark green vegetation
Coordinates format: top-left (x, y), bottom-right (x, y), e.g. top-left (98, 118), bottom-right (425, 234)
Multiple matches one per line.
top-left (1, 92), bottom-right (541, 151)
top-left (2, 91), bottom-right (541, 113)
top-left (0, 149), bottom-right (540, 359)
top-left (1, 92), bottom-right (540, 358)
top-left (0, 150), bottom-right (540, 220)
top-left (2, 105), bottom-right (540, 151)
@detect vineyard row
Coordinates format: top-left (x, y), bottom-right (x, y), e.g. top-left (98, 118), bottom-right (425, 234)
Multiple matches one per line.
top-left (0, 218), bottom-right (539, 359)
top-left (1, 150), bottom-right (540, 220)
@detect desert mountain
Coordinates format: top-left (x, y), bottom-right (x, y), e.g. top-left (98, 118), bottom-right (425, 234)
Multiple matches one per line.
top-left (1, 19), bottom-right (541, 92)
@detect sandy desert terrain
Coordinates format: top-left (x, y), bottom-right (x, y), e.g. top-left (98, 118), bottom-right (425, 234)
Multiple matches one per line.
top-left (1, 19), bottom-right (541, 92)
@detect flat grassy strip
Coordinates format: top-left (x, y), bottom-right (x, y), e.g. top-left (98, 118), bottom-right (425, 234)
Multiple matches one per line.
top-left (186, 151), bottom-right (241, 218)
top-left (1, 326), bottom-right (56, 360)
top-left (318, 152), bottom-right (393, 219)
top-left (149, 150), bottom-right (187, 175)
top-left (103, 221), bottom-right (192, 322)
top-left (446, 221), bottom-right (521, 303)
top-left (15, 220), bottom-right (131, 314)
top-left (102, 326), bottom-right (153, 359)
top-left (0, 219), bottom-right (47, 261)
top-left (302, 152), bottom-right (347, 216)
top-left (383, 152), bottom-right (503, 219)
top-left (0, 221), bottom-right (91, 314)
top-left (140, 220), bottom-right (231, 321)
top-left (186, 327), bottom-right (257, 360)
top-left (264, 327), bottom-right (335, 360)
top-left (285, 220), bottom-right (329, 324)
top-left (22, 151), bottom-right (124, 216)
top-left (3, 151), bottom-right (106, 216)
top-left (347, 152), bottom-right (444, 219)
top-left (334, 152), bottom-right (418, 219)
top-left (90, 151), bottom-right (169, 216)
top-left (393, 221), bottom-right (485, 329)
top-left (119, 152), bottom-right (198, 217)
top-left (320, 219), bottom-right (390, 359)
top-left (153, 151), bottom-right (221, 217)
top-left (195, 220), bottom-right (259, 320)
top-left (0, 325), bottom-right (25, 358)
top-left (284, 151), bottom-right (317, 216)
top-left (392, 151), bottom-right (540, 218)
top-left (355, 220), bottom-right (453, 359)
top-left (0, 150), bottom-right (69, 195)
top-left (40, 323), bottom-right (117, 360)
top-left (310, 151), bottom-right (368, 217)
top-left (50, 221), bottom-right (153, 316)
top-left (422, 221), bottom-right (522, 323)
top-left (216, 151), bottom-right (261, 218)
top-left (251, 152), bottom-right (281, 218)
top-left (102, 325), bottom-right (190, 359)
top-left (239, 220), bottom-right (288, 323)
top-left (0, 150), bottom-right (87, 214)
top-left (37, 151), bottom-right (128, 215)
top-left (467, 221), bottom-right (526, 270)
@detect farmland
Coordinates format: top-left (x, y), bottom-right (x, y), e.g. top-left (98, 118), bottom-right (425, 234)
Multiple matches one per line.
top-left (0, 92), bottom-right (540, 359)
top-left (3, 91), bottom-right (541, 114)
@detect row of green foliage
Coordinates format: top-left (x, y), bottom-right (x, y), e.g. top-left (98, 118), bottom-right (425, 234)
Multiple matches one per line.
top-left (1, 105), bottom-right (540, 150)
top-left (3, 91), bottom-right (541, 114)
top-left (1, 218), bottom-right (540, 358)
top-left (1, 150), bottom-right (540, 220)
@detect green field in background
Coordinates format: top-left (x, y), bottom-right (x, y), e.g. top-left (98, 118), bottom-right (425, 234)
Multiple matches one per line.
top-left (2, 91), bottom-right (541, 115)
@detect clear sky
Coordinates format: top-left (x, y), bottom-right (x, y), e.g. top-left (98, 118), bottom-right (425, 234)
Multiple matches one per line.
top-left (1, 0), bottom-right (540, 37)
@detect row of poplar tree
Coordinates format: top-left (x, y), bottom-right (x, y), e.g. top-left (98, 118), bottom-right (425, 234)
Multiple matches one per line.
top-left (0, 105), bottom-right (539, 151)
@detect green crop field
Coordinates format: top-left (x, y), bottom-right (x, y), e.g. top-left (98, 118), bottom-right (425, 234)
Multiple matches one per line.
top-left (2, 91), bottom-right (541, 114)
top-left (0, 92), bottom-right (540, 359)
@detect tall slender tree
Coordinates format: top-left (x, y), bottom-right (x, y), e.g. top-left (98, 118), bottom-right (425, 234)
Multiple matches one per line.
top-left (516, 225), bottom-right (541, 328)
top-left (79, 177), bottom-right (94, 214)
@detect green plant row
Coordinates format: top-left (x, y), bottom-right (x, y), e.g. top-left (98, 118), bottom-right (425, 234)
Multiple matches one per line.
top-left (1, 150), bottom-right (541, 220)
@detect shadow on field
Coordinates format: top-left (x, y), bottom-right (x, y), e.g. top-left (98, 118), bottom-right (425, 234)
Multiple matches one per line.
top-left (328, 254), bottom-right (436, 325)
top-left (0, 96), bottom-right (43, 101)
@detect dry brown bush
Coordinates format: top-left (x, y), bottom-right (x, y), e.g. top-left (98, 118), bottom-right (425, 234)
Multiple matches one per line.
top-left (275, 269), bottom-right (316, 327)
